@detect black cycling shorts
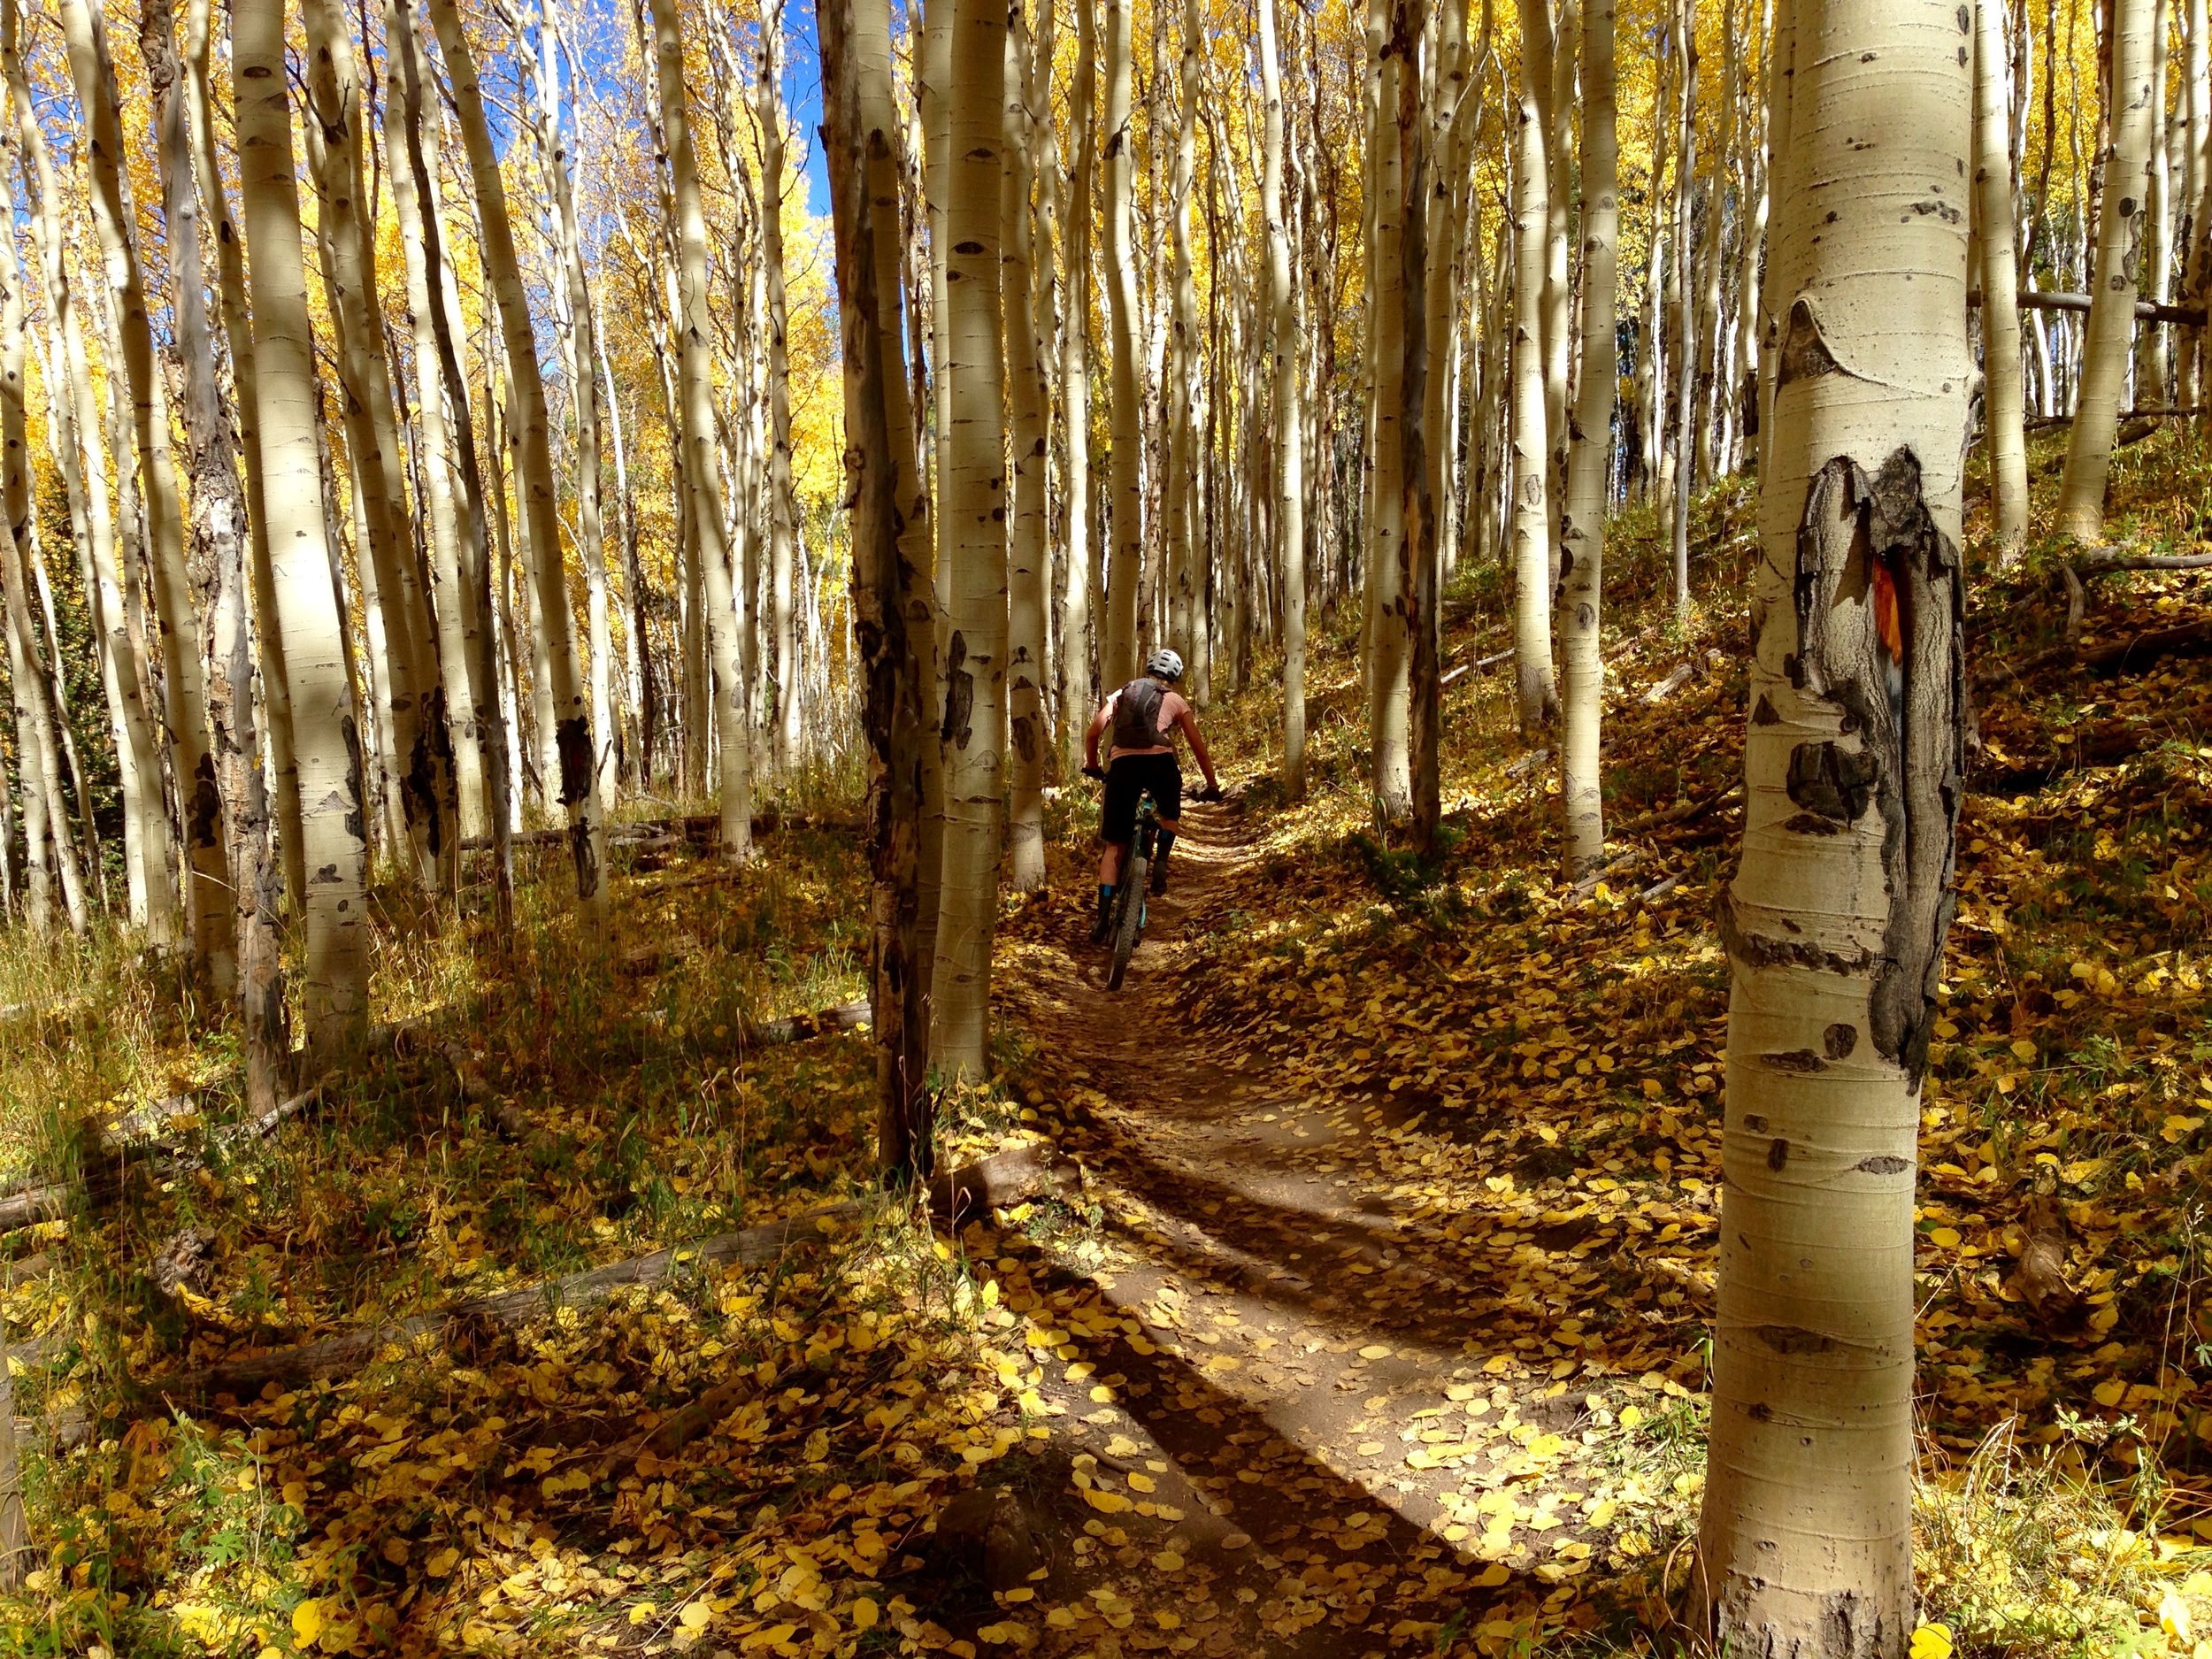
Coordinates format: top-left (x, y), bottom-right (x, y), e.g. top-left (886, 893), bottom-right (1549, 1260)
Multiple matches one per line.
top-left (1101, 752), bottom-right (1181, 844)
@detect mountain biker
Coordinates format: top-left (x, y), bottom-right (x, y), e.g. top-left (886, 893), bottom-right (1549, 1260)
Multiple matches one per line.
top-left (1081, 648), bottom-right (1220, 942)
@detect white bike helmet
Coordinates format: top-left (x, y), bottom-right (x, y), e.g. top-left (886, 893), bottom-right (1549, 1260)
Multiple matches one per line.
top-left (1146, 648), bottom-right (1185, 682)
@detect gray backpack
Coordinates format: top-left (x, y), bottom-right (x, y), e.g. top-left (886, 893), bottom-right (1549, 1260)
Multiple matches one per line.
top-left (1110, 679), bottom-right (1168, 750)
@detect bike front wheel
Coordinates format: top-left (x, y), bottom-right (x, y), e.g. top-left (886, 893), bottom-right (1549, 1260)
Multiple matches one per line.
top-left (1107, 854), bottom-right (1149, 989)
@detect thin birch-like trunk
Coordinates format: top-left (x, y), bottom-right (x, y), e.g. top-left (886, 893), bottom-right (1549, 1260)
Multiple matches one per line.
top-left (1259, 0), bottom-right (1305, 797)
top-left (1058, 0), bottom-right (1096, 770)
top-left (930, 0), bottom-right (1008, 1082)
top-left (7, 2), bottom-right (168, 933)
top-left (1509, 0), bottom-right (1557, 734)
top-left (1003, 7), bottom-right (1048, 895)
top-left (1102, 0), bottom-right (1143, 687)
top-left (431, 0), bottom-right (608, 910)
top-left (235, 0), bottom-right (369, 1056)
top-left (61, 0), bottom-right (228, 979)
top-left (824, 0), bottom-right (931, 1177)
top-left (0, 162), bottom-right (81, 933)
top-left (1694, 0), bottom-right (1972, 1639)
top-left (2057, 0), bottom-right (2155, 541)
top-left (646, 0), bottom-right (753, 862)
top-left (758, 0), bottom-right (801, 773)
top-left (1976, 0), bottom-right (2030, 558)
top-left (1365, 0), bottom-right (1410, 819)
top-left (1163, 0), bottom-right (1201, 688)
top-left (1559, 0), bottom-right (1617, 878)
top-left (142, 0), bottom-right (284, 1085)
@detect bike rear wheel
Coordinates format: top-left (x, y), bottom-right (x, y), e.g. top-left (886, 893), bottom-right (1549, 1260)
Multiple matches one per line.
top-left (1107, 853), bottom-right (1148, 988)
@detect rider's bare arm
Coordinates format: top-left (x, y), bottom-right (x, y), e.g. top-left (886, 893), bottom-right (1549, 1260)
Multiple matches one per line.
top-left (1083, 698), bottom-right (1113, 772)
top-left (1175, 706), bottom-right (1219, 793)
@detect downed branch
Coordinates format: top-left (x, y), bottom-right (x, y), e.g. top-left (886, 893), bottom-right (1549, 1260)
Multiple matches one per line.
top-left (1640, 663), bottom-right (1697, 704)
top-left (141, 1145), bottom-right (1077, 1409)
top-left (0, 1087), bottom-right (323, 1234)
top-left (1612, 780), bottom-right (1741, 837)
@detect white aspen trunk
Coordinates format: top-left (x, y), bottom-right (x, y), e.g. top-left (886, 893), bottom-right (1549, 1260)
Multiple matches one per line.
top-left (1058, 0), bottom-right (1096, 772)
top-left (2180, 0), bottom-right (2208, 400)
top-left (1670, 15), bottom-right (1699, 612)
top-left (1694, 0), bottom-right (1972, 1642)
top-left (6, 6), bottom-right (169, 934)
top-left (1163, 0), bottom-right (1201, 690)
top-left (930, 0), bottom-right (1008, 1082)
top-left (234, 0), bottom-right (370, 1056)
top-left (1976, 0), bottom-right (2031, 557)
top-left (1559, 0), bottom-right (1617, 879)
top-left (1541, 0), bottom-right (1574, 535)
top-left (1365, 0), bottom-right (1410, 820)
top-left (1509, 0), bottom-right (1557, 735)
top-left (1003, 9), bottom-right (1048, 895)
top-left (382, 30), bottom-right (488, 841)
top-left (431, 0), bottom-right (608, 909)
top-left (1755, 0), bottom-right (1796, 480)
top-left (60, 0), bottom-right (227, 977)
top-left (0, 184), bottom-right (81, 933)
top-left (1101, 0), bottom-right (1143, 687)
top-left (299, 0), bottom-right (448, 888)
top-left (647, 0), bottom-right (752, 861)
top-left (2142, 0), bottom-right (2174, 400)
top-left (758, 0), bottom-right (801, 774)
top-left (2057, 0), bottom-right (2155, 541)
top-left (532, 0), bottom-right (617, 817)
top-left (1258, 0), bottom-right (1305, 797)
top-left (182, 0), bottom-right (301, 913)
top-left (143, 0), bottom-right (281, 1085)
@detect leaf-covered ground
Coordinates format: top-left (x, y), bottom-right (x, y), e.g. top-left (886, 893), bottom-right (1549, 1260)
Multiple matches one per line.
top-left (6, 428), bottom-right (2212, 1657)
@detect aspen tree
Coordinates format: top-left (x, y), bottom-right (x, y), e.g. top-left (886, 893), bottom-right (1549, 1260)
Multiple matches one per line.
top-left (758, 0), bottom-right (801, 773)
top-left (1101, 0), bottom-right (1143, 687)
top-left (1258, 0), bottom-right (1306, 797)
top-left (1396, 0), bottom-right (1440, 847)
top-left (2057, 0), bottom-right (2155, 541)
top-left (522, 0), bottom-right (617, 816)
top-left (2181, 0), bottom-right (2208, 400)
top-left (1558, 0), bottom-right (1617, 879)
top-left (0, 173), bottom-right (81, 934)
top-left (1694, 0), bottom-right (1972, 1640)
top-left (59, 0), bottom-right (229, 979)
top-left (1509, 0), bottom-right (1558, 736)
top-left (931, 0), bottom-right (1009, 1082)
top-left (1059, 0), bottom-right (1097, 765)
top-left (300, 0), bottom-right (452, 889)
top-left (646, 0), bottom-right (753, 863)
top-left (1975, 0), bottom-right (2030, 558)
top-left (142, 0), bottom-right (286, 1084)
top-left (1163, 0), bottom-right (1201, 693)
top-left (382, 27), bottom-right (489, 842)
top-left (179, 0), bottom-right (303, 912)
top-left (1365, 0), bottom-right (1412, 821)
top-left (234, 0), bottom-right (370, 1055)
top-left (6, 0), bottom-right (168, 934)
top-left (1004, 4), bottom-right (1048, 895)
top-left (824, 0), bottom-right (932, 1176)
top-left (431, 0), bottom-right (608, 910)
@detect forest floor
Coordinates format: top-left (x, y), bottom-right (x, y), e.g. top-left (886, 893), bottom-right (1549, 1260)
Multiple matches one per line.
top-left (8, 426), bottom-right (2212, 1658)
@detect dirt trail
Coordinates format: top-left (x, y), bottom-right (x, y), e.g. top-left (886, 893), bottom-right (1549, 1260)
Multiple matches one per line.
top-left (922, 803), bottom-right (1643, 1655)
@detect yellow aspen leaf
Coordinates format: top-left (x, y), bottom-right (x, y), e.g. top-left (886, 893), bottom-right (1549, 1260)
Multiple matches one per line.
top-left (852, 1598), bottom-right (879, 1631)
top-left (1082, 1489), bottom-right (1132, 1513)
top-left (1126, 1472), bottom-right (1156, 1492)
top-left (292, 1601), bottom-right (326, 1646)
top-left (678, 1601), bottom-right (713, 1632)
top-left (425, 1548), bottom-right (458, 1577)
top-left (1909, 1625), bottom-right (1954, 1659)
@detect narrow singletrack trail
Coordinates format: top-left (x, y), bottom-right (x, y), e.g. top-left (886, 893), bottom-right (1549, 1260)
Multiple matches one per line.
top-left (948, 801), bottom-right (1656, 1655)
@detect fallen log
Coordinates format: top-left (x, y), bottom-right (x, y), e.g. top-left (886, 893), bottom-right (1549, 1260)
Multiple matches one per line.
top-left (142, 1146), bottom-right (1077, 1408)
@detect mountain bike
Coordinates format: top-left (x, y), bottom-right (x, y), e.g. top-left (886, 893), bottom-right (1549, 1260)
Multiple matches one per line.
top-left (1105, 793), bottom-right (1159, 991)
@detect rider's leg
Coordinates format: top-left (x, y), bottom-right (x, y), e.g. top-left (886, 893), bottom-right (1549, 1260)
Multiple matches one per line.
top-left (1149, 816), bottom-right (1180, 895)
top-left (1093, 840), bottom-right (1127, 941)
